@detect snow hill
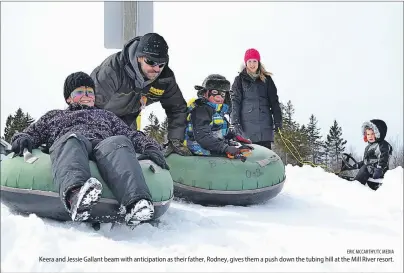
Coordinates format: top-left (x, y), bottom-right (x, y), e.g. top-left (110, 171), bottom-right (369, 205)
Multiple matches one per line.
top-left (1, 165), bottom-right (403, 272)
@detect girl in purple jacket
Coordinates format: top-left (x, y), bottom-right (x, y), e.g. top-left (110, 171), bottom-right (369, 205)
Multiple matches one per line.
top-left (11, 72), bottom-right (168, 225)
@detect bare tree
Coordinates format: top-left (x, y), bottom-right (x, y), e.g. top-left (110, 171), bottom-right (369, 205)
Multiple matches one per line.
top-left (347, 144), bottom-right (361, 162)
top-left (388, 135), bottom-right (403, 169)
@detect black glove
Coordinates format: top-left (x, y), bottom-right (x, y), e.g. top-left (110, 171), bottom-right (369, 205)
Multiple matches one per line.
top-left (164, 139), bottom-right (192, 157)
top-left (353, 161), bottom-right (364, 169)
top-left (372, 167), bottom-right (383, 179)
top-left (138, 148), bottom-right (170, 170)
top-left (224, 146), bottom-right (241, 156)
top-left (224, 145), bottom-right (252, 162)
top-left (274, 123), bottom-right (282, 133)
top-left (11, 136), bottom-right (33, 157)
top-left (225, 128), bottom-right (236, 140)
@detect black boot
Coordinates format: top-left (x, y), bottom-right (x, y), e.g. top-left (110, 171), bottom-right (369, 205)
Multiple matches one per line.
top-left (67, 177), bottom-right (103, 221)
top-left (124, 199), bottom-right (154, 226)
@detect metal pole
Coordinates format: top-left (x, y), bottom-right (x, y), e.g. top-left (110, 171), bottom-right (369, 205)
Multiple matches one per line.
top-left (123, 1), bottom-right (137, 44)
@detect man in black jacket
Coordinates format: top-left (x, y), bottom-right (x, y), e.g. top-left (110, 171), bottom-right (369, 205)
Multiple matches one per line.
top-left (91, 33), bottom-right (192, 156)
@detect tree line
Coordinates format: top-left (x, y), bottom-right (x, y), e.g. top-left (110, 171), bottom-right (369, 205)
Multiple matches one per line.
top-left (2, 105), bottom-right (403, 172)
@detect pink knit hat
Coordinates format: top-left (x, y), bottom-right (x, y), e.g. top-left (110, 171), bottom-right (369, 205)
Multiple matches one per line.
top-left (244, 48), bottom-right (261, 63)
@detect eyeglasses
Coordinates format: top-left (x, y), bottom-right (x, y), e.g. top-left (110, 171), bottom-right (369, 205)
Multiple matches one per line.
top-left (70, 88), bottom-right (95, 98)
top-left (209, 90), bottom-right (226, 98)
top-left (144, 58), bottom-right (166, 68)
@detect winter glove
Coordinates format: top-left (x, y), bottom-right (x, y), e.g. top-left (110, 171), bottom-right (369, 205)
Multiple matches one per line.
top-left (226, 139), bottom-right (240, 146)
top-left (372, 167), bottom-right (383, 179)
top-left (164, 139), bottom-right (192, 157)
top-left (11, 136), bottom-right (33, 157)
top-left (353, 161), bottom-right (364, 169)
top-left (274, 123), bottom-right (282, 133)
top-left (138, 148), bottom-right (170, 170)
top-left (224, 128), bottom-right (236, 140)
top-left (224, 145), bottom-right (253, 162)
top-left (232, 124), bottom-right (252, 144)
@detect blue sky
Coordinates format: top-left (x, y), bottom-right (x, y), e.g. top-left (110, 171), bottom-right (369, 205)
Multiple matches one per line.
top-left (1, 2), bottom-right (402, 154)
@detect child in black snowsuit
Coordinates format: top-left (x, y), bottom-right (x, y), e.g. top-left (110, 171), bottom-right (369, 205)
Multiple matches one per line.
top-left (184, 74), bottom-right (253, 161)
top-left (353, 119), bottom-right (392, 190)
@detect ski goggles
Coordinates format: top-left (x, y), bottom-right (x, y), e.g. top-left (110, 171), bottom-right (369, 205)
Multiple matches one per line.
top-left (70, 88), bottom-right (95, 98)
top-left (208, 89), bottom-right (227, 98)
top-left (144, 58), bottom-right (166, 68)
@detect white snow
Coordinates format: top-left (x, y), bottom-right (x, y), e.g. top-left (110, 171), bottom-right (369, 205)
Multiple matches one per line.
top-left (1, 3), bottom-right (402, 272)
top-left (1, 165), bottom-right (402, 272)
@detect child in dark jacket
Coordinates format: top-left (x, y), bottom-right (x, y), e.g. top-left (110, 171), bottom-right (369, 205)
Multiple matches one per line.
top-left (353, 119), bottom-right (393, 190)
top-left (10, 72), bottom-right (169, 225)
top-left (184, 74), bottom-right (253, 161)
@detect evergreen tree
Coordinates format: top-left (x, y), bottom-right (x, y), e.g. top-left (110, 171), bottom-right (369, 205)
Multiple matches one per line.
top-left (3, 108), bottom-right (35, 143)
top-left (297, 125), bottom-right (311, 162)
top-left (159, 117), bottom-right (169, 143)
top-left (306, 114), bottom-right (324, 164)
top-left (324, 120), bottom-right (347, 170)
top-left (273, 100), bottom-right (308, 166)
top-left (143, 112), bottom-right (164, 144)
top-left (320, 142), bottom-right (331, 168)
top-left (3, 115), bottom-right (14, 143)
top-left (283, 100), bottom-right (298, 130)
top-left (24, 112), bottom-right (35, 126)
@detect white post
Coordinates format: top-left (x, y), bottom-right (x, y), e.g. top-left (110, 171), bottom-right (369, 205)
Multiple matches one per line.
top-left (104, 1), bottom-right (154, 49)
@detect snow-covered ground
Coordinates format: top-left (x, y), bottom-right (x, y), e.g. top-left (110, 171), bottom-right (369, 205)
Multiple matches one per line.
top-left (1, 165), bottom-right (402, 272)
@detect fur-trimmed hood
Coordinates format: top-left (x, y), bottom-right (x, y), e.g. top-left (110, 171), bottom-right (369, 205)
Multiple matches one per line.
top-left (237, 62), bottom-right (272, 82)
top-left (361, 119), bottom-right (388, 141)
top-left (239, 62), bottom-right (247, 73)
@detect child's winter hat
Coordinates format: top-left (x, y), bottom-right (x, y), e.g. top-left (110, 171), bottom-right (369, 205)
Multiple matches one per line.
top-left (361, 119), bottom-right (388, 142)
top-left (244, 48), bottom-right (261, 63)
top-left (194, 74), bottom-right (231, 95)
top-left (63, 72), bottom-right (95, 101)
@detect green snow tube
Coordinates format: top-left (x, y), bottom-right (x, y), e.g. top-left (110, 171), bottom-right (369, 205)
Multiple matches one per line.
top-left (165, 144), bottom-right (286, 206)
top-left (0, 149), bottom-right (173, 224)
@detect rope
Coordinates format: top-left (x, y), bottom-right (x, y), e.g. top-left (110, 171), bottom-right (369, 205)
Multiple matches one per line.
top-left (276, 128), bottom-right (337, 173)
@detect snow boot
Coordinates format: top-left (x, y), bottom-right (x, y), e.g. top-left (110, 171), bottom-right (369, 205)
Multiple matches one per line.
top-left (68, 177), bottom-right (103, 222)
top-left (124, 199), bottom-right (154, 226)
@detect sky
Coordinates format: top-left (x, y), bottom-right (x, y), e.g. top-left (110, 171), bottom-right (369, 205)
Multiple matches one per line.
top-left (1, 2), bottom-right (402, 154)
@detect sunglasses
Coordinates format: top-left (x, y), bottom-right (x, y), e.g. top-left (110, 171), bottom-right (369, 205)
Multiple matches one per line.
top-left (70, 89), bottom-right (95, 98)
top-left (209, 90), bottom-right (226, 98)
top-left (144, 58), bottom-right (166, 68)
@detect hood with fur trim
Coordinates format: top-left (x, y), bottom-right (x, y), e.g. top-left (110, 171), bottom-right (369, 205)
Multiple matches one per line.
top-left (361, 119), bottom-right (388, 142)
top-left (239, 62), bottom-right (246, 73)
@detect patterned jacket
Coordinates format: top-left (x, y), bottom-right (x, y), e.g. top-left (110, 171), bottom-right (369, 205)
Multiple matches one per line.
top-left (11, 103), bottom-right (162, 153)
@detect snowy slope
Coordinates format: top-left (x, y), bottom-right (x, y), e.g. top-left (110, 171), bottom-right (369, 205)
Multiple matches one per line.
top-left (1, 165), bottom-right (402, 272)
